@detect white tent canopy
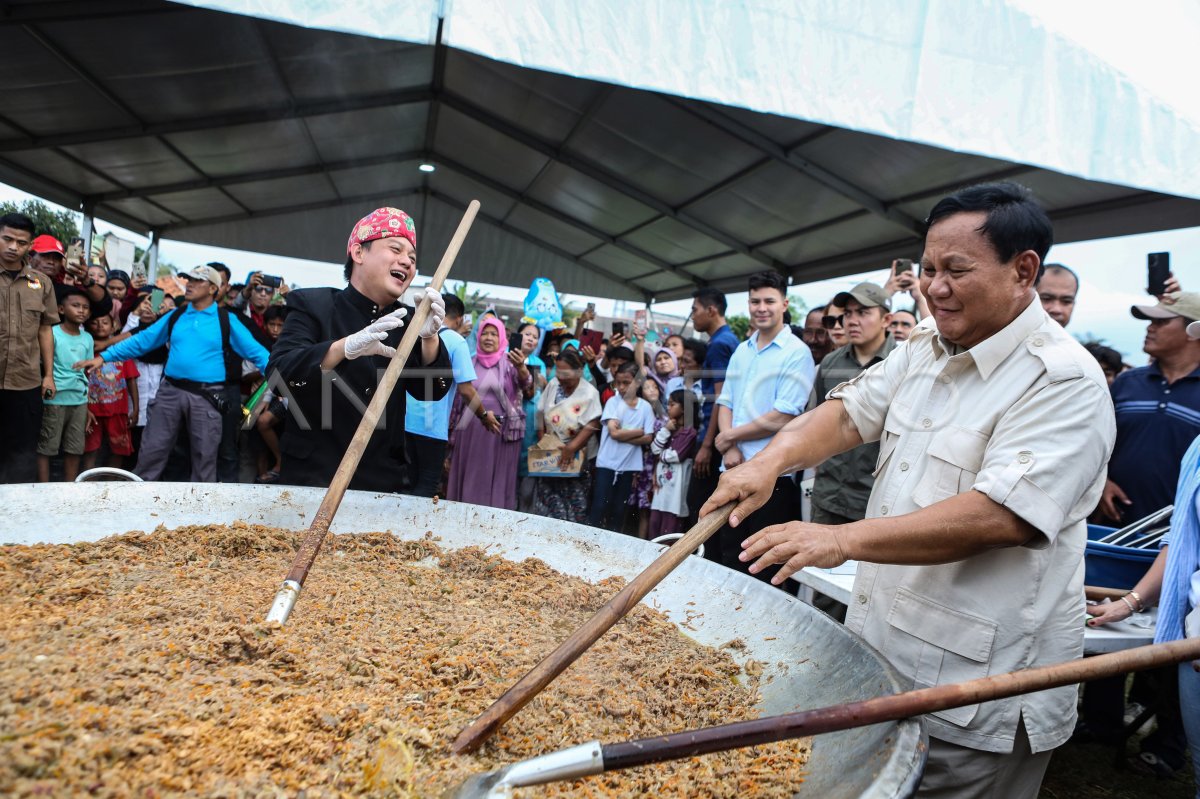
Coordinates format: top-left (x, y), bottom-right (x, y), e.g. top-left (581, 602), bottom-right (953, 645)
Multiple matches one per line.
top-left (3, 0), bottom-right (1198, 301)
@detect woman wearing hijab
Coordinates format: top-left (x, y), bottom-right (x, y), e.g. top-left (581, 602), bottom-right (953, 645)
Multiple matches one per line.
top-left (446, 317), bottom-right (533, 510)
top-left (515, 322), bottom-right (548, 512)
top-left (534, 348), bottom-right (602, 522)
top-left (633, 337), bottom-right (679, 395)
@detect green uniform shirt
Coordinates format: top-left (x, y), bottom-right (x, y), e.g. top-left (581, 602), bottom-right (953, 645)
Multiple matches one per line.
top-left (808, 334), bottom-right (897, 520)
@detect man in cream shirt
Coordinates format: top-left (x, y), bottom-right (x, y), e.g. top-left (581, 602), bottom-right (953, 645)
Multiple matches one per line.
top-left (702, 182), bottom-right (1115, 798)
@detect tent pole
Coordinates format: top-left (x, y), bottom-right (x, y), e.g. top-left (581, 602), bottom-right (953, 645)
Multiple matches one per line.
top-left (147, 229), bottom-right (159, 277)
top-left (80, 201), bottom-right (95, 263)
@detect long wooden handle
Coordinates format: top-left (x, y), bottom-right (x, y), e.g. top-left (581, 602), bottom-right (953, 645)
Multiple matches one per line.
top-left (267, 200), bottom-right (480, 623)
top-left (1085, 585), bottom-right (1128, 601)
top-left (451, 503), bottom-right (734, 753)
top-left (601, 636), bottom-right (1200, 771)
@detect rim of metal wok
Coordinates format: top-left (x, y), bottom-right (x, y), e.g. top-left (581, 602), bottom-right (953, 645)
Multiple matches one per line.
top-left (2, 481), bottom-right (927, 799)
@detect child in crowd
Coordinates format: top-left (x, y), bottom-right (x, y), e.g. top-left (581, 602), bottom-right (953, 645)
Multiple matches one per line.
top-left (649, 389), bottom-right (699, 536)
top-left (37, 288), bottom-right (93, 482)
top-left (125, 289), bottom-right (168, 454)
top-left (83, 314), bottom-right (139, 470)
top-left (262, 304), bottom-right (288, 342)
top-left (252, 305), bottom-right (289, 484)
top-left (627, 377), bottom-right (667, 538)
top-left (587, 362), bottom-right (656, 533)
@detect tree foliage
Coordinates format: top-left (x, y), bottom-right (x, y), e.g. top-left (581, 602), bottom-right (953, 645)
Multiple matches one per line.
top-left (448, 280), bottom-right (489, 316)
top-left (0, 199), bottom-right (80, 244)
top-left (726, 314), bottom-right (751, 340)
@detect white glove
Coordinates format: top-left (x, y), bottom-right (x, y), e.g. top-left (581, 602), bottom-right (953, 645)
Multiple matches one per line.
top-left (343, 307), bottom-right (407, 360)
top-left (418, 287), bottom-right (446, 339)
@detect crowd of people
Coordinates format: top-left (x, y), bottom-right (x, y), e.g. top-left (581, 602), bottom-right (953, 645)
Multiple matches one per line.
top-left (1, 182), bottom-right (1198, 797)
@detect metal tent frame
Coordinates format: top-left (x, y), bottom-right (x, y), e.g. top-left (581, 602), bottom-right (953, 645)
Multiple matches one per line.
top-left (3, 0), bottom-right (1198, 301)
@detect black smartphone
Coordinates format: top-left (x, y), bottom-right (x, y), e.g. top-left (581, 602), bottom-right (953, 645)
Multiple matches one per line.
top-left (893, 258), bottom-right (913, 276)
top-left (1147, 252), bottom-right (1170, 296)
top-left (585, 301), bottom-right (595, 315)
top-left (259, 274), bottom-right (283, 289)
top-left (611, 321), bottom-right (626, 337)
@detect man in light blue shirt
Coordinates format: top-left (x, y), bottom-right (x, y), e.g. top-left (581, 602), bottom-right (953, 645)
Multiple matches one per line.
top-left (712, 270), bottom-right (814, 580)
top-left (76, 265), bottom-right (269, 482)
top-left (404, 294), bottom-right (492, 497)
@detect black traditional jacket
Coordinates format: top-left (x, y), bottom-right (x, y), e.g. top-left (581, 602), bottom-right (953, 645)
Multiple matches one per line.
top-left (269, 285), bottom-right (451, 492)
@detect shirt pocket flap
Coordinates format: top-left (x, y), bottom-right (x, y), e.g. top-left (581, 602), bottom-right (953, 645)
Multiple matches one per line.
top-left (873, 411), bottom-right (908, 477)
top-left (911, 428), bottom-right (990, 507)
top-left (887, 588), bottom-right (997, 663)
top-left (20, 287), bottom-right (46, 313)
top-left (925, 428), bottom-right (988, 471)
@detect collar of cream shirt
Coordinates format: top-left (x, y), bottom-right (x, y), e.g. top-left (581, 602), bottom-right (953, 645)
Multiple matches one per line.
top-left (916, 296), bottom-right (1043, 380)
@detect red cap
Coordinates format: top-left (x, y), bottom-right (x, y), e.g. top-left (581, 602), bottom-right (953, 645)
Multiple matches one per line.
top-left (31, 235), bottom-right (65, 256)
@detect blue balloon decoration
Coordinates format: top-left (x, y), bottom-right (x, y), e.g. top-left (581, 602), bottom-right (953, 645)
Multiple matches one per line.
top-left (520, 277), bottom-right (566, 331)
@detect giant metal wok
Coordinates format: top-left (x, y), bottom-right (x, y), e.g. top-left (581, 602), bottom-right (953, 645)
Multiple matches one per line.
top-left (2, 482), bottom-right (926, 797)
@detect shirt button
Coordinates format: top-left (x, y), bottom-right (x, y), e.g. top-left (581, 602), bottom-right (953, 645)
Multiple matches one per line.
top-left (938, 375), bottom-right (951, 384)
top-left (1032, 338), bottom-right (1044, 347)
top-left (857, 593), bottom-right (868, 605)
top-left (922, 418), bottom-right (932, 428)
top-left (881, 505), bottom-right (889, 515)
top-left (1159, 403), bottom-right (1166, 409)
top-left (899, 461), bottom-right (909, 471)
top-left (1164, 389), bottom-right (1170, 395)
top-left (1018, 452), bottom-right (1032, 464)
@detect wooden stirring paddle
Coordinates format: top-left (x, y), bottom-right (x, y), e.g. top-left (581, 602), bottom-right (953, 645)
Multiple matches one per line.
top-left (451, 502), bottom-right (734, 754)
top-left (264, 199), bottom-right (480, 625)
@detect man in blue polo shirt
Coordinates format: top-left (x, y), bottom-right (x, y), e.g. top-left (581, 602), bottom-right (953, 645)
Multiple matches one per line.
top-left (711, 270), bottom-right (814, 577)
top-left (686, 286), bottom-right (739, 535)
top-left (1101, 291), bottom-right (1200, 524)
top-left (1081, 291), bottom-right (1200, 774)
top-left (404, 293), bottom-right (497, 497)
top-left (75, 265), bottom-right (269, 482)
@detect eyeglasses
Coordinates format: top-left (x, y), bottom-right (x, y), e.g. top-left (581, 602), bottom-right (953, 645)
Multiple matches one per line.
top-left (801, 327), bottom-right (830, 343)
top-left (252, 285), bottom-right (274, 294)
top-left (821, 314), bottom-right (845, 330)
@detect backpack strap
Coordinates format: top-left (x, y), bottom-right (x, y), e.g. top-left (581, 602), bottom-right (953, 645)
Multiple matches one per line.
top-left (165, 306), bottom-right (231, 355)
top-left (217, 306), bottom-right (232, 357)
top-left (165, 306), bottom-right (187, 342)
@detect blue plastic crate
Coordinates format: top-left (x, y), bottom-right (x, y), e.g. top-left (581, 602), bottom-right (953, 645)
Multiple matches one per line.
top-left (1085, 524), bottom-right (1161, 590)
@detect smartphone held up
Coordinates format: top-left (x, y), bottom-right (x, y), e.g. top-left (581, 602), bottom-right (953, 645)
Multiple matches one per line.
top-left (1147, 252), bottom-right (1170, 297)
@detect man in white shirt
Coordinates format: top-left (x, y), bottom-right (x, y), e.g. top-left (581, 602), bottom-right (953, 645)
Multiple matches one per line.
top-left (711, 270), bottom-right (815, 579)
top-left (702, 182), bottom-right (1115, 798)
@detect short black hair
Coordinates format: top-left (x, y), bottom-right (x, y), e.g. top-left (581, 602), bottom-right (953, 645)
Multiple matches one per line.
top-left (343, 240), bottom-right (373, 281)
top-left (682, 337), bottom-right (707, 366)
top-left (615, 361), bottom-right (640, 379)
top-left (442, 293), bottom-right (465, 319)
top-left (607, 345), bottom-right (634, 363)
top-left (807, 304), bottom-right (825, 317)
top-left (748, 270), bottom-right (787, 295)
top-left (1083, 342), bottom-right (1122, 374)
top-left (1039, 263), bottom-right (1079, 292)
top-left (263, 304), bottom-right (289, 324)
top-left (555, 348), bottom-right (584, 370)
top-left (0, 212), bottom-right (34, 235)
top-left (668, 388), bottom-right (698, 427)
top-left (692, 286), bottom-right (727, 316)
top-left (892, 307), bottom-right (918, 321)
top-left (54, 284), bottom-right (90, 305)
top-left (207, 262), bottom-right (230, 283)
top-left (925, 182), bottom-right (1053, 265)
